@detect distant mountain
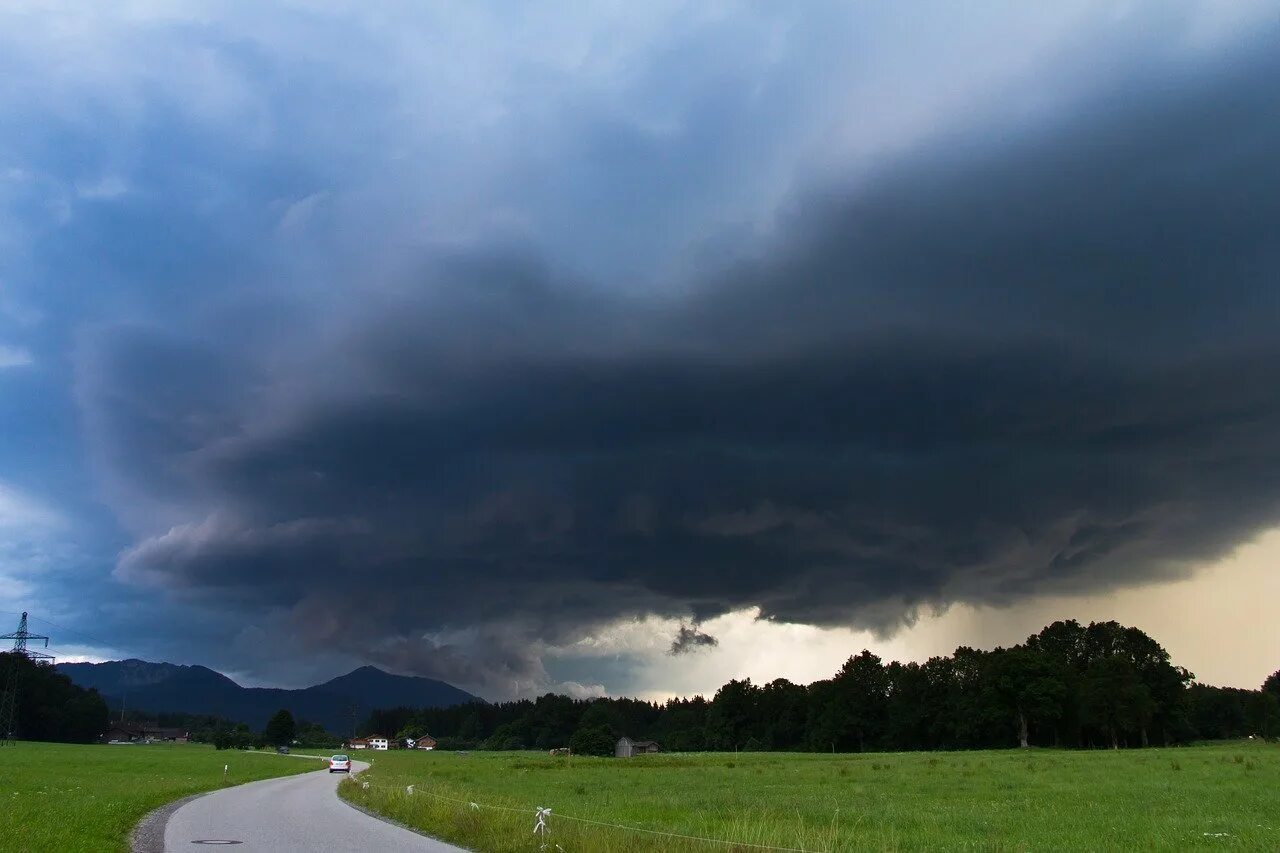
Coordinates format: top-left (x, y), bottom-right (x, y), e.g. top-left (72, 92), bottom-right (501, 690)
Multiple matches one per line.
top-left (57, 659), bottom-right (480, 733)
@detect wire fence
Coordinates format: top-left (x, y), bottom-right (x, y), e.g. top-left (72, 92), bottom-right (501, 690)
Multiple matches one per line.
top-left (350, 775), bottom-right (819, 852)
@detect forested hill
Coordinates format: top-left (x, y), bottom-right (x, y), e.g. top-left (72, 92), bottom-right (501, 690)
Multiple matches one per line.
top-left (56, 660), bottom-right (479, 733)
top-left (365, 620), bottom-right (1280, 755)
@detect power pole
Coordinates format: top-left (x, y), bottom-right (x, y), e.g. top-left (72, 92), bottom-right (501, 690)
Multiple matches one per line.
top-left (0, 612), bottom-right (53, 746)
top-left (0, 660), bottom-right (18, 746)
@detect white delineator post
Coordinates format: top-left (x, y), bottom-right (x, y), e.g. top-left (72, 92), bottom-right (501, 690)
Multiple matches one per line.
top-left (534, 807), bottom-right (551, 839)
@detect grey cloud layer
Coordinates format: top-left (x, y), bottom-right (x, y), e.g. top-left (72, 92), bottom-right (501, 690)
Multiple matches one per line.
top-left (81, 30), bottom-right (1280, 693)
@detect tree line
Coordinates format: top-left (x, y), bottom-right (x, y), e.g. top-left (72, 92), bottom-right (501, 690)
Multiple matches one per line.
top-left (125, 708), bottom-right (344, 751)
top-left (0, 651), bottom-right (108, 743)
top-left (363, 620), bottom-right (1280, 755)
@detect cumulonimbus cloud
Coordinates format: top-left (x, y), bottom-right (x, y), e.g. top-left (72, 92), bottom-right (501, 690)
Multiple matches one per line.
top-left (52, 14), bottom-right (1280, 693)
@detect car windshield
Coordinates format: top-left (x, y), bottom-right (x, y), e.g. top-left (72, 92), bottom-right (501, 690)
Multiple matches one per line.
top-left (332, 755), bottom-right (348, 761)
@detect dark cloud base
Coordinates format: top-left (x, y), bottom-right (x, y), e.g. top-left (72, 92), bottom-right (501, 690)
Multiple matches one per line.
top-left (85, 32), bottom-right (1280, 692)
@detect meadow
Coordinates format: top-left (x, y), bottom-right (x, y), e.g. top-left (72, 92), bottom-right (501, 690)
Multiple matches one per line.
top-left (0, 741), bottom-right (322, 853)
top-left (340, 741), bottom-right (1280, 851)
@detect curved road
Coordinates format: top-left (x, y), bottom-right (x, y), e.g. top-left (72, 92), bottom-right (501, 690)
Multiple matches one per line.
top-left (158, 760), bottom-right (466, 852)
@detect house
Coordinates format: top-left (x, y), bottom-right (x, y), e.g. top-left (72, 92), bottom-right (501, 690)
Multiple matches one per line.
top-left (368, 735), bottom-right (390, 751)
top-left (347, 737), bottom-right (370, 750)
top-left (103, 724), bottom-right (138, 743)
top-left (101, 724), bottom-right (189, 744)
top-left (615, 737), bottom-right (661, 758)
top-left (413, 735), bottom-right (437, 750)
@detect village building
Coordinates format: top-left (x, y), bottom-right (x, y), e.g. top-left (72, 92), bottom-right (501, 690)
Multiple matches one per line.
top-left (615, 736), bottom-right (661, 757)
top-left (102, 724), bottom-right (188, 744)
top-left (346, 737), bottom-right (370, 750)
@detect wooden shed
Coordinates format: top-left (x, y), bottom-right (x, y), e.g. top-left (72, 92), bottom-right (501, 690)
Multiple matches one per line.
top-left (615, 736), bottom-right (661, 757)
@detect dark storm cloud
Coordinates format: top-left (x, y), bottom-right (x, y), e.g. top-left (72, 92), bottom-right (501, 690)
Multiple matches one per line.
top-left (81, 26), bottom-right (1280, 691)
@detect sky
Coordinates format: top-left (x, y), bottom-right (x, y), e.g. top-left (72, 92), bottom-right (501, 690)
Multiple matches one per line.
top-left (1, 1), bottom-right (1278, 700)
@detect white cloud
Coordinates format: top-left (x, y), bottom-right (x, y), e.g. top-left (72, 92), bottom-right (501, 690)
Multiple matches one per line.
top-left (75, 175), bottom-right (129, 200)
top-left (0, 482), bottom-right (60, 530)
top-left (0, 344), bottom-right (32, 368)
top-left (276, 190), bottom-right (329, 235)
top-left (0, 482), bottom-right (64, 612)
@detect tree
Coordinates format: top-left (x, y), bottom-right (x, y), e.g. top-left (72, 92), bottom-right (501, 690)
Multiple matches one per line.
top-left (568, 725), bottom-right (614, 756)
top-left (1080, 657), bottom-right (1153, 749)
top-left (577, 700), bottom-right (620, 737)
top-left (705, 679), bottom-right (759, 751)
top-left (1263, 670), bottom-right (1280, 702)
top-left (296, 719), bottom-right (340, 748)
top-left (831, 651), bottom-right (889, 752)
top-left (985, 647), bottom-right (1067, 748)
top-left (263, 709), bottom-right (297, 747)
top-left (758, 679), bottom-right (808, 750)
top-left (1246, 690), bottom-right (1280, 739)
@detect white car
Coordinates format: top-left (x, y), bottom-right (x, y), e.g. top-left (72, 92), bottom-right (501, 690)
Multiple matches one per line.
top-left (328, 754), bottom-right (351, 773)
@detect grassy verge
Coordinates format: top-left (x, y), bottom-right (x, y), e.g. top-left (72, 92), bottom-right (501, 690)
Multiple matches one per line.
top-left (339, 741), bottom-right (1279, 851)
top-left (0, 741), bottom-right (323, 853)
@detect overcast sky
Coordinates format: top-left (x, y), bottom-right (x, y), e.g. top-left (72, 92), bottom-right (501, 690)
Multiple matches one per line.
top-left (1, 1), bottom-right (1278, 699)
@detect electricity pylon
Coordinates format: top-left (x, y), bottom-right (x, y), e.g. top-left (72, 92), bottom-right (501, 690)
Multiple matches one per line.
top-left (0, 612), bottom-right (53, 745)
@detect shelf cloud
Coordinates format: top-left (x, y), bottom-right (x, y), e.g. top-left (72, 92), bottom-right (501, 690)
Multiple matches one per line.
top-left (3, 2), bottom-right (1278, 694)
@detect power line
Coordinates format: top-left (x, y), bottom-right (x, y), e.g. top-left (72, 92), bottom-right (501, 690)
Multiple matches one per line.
top-left (0, 609), bottom-right (146, 661)
top-left (0, 611), bottom-right (127, 655)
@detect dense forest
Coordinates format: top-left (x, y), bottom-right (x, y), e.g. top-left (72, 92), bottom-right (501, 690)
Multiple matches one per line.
top-left (1, 651), bottom-right (109, 743)
top-left (364, 620), bottom-right (1280, 755)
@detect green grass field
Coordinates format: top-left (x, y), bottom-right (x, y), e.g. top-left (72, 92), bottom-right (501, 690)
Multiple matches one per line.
top-left (0, 741), bottom-right (323, 853)
top-left (340, 741), bottom-right (1279, 851)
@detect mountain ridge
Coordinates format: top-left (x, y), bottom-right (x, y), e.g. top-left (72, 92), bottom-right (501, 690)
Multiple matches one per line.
top-left (57, 659), bottom-right (481, 733)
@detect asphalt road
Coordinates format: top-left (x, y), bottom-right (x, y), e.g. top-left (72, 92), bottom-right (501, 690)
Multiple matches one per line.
top-left (159, 760), bottom-right (466, 852)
